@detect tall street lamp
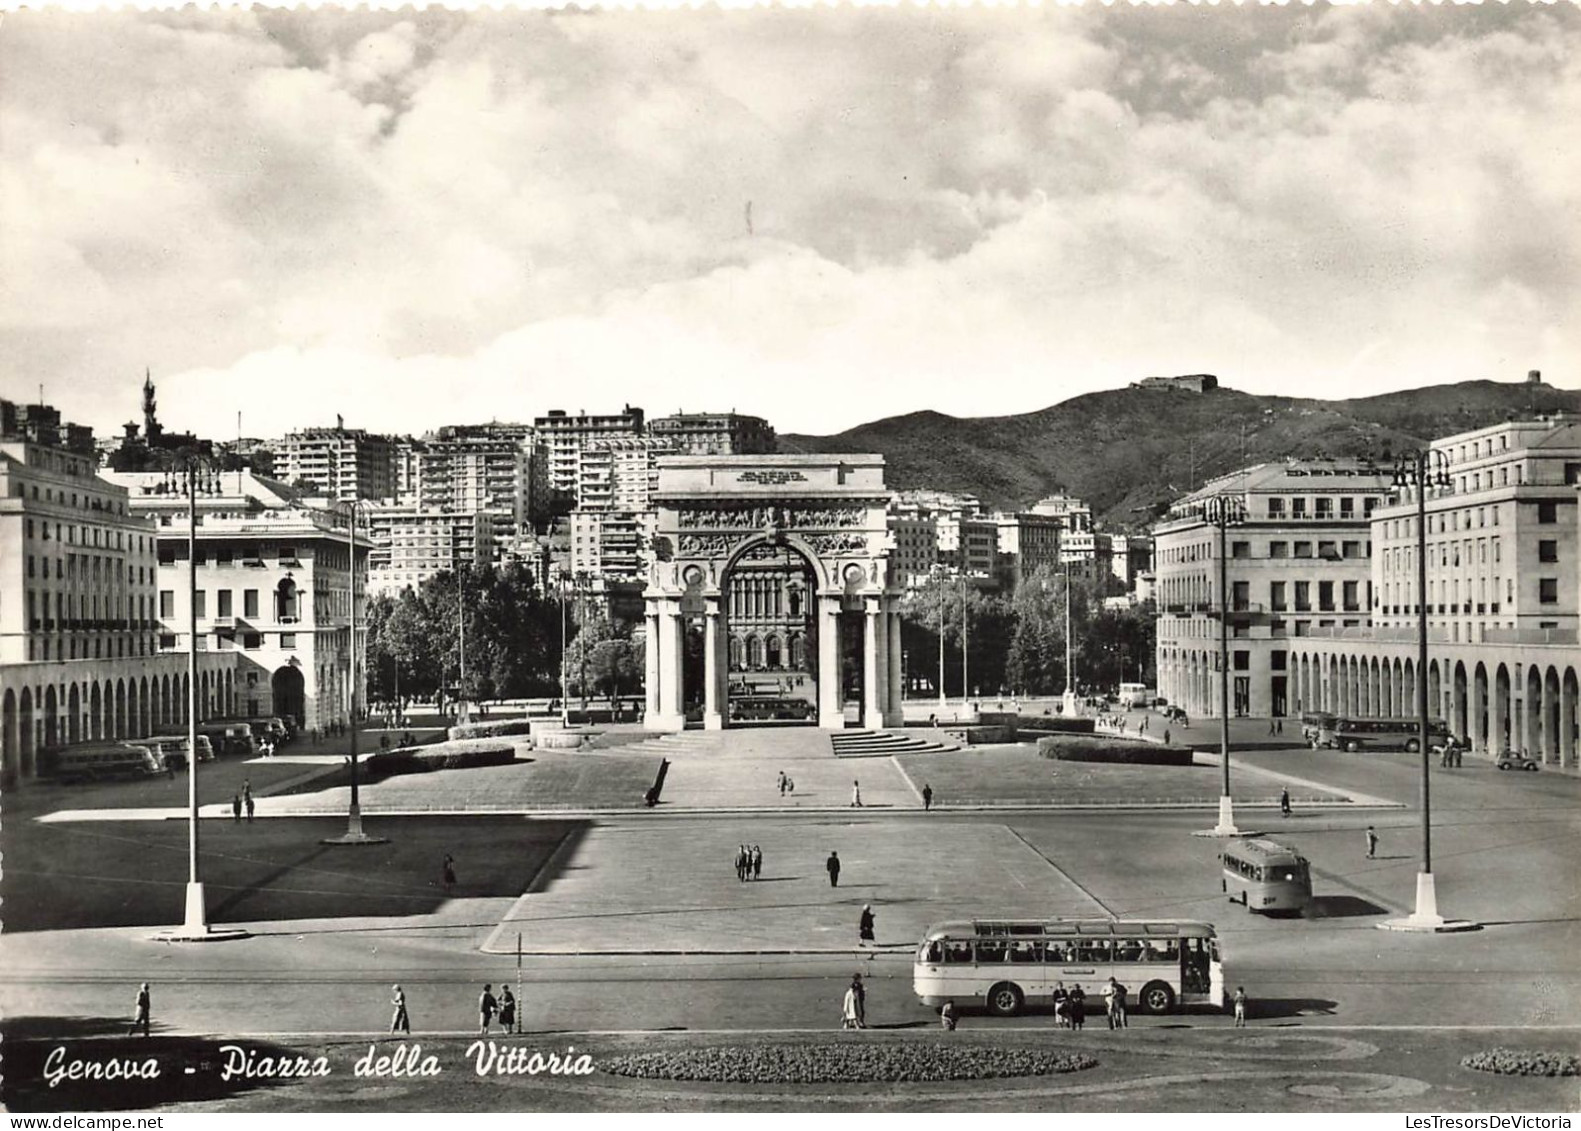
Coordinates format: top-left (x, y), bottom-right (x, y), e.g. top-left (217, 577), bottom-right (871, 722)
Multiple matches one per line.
top-left (1382, 449), bottom-right (1474, 932)
top-left (1061, 560), bottom-right (1078, 719)
top-left (1195, 492), bottom-right (1248, 838)
top-left (159, 456), bottom-right (245, 940)
top-left (324, 498), bottom-right (384, 846)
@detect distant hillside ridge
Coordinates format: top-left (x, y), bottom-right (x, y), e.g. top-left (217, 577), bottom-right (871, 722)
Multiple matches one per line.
top-left (780, 377), bottom-right (1581, 529)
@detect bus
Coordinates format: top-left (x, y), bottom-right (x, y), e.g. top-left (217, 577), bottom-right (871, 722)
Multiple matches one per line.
top-left (42, 743), bottom-right (165, 783)
top-left (1221, 838), bottom-right (1312, 914)
top-left (729, 696), bottom-right (814, 722)
top-left (1318, 716), bottom-right (1449, 753)
top-left (198, 721), bottom-right (255, 757)
top-left (128, 735), bottom-right (214, 772)
top-left (914, 918), bottom-right (1223, 1017)
top-left (1118, 683), bottom-right (1150, 708)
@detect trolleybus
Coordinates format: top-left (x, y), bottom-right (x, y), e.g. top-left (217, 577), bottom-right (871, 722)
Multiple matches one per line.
top-left (914, 917), bottom-right (1224, 1017)
top-left (1317, 715), bottom-right (1449, 753)
top-left (1220, 837), bottom-right (1313, 913)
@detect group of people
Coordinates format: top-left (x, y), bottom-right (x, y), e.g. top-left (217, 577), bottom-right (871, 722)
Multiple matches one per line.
top-left (475, 984), bottom-right (518, 1034)
top-left (734, 844), bottom-right (763, 881)
top-left (840, 973), bottom-right (868, 1029)
top-left (776, 771), bottom-right (796, 796)
top-left (230, 780), bottom-right (255, 822)
top-left (1051, 982), bottom-right (1087, 1028)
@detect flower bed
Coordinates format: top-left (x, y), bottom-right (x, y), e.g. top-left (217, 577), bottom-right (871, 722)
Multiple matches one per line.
top-left (364, 740), bottom-right (517, 780)
top-left (1018, 716), bottom-right (1097, 735)
top-left (1461, 1049), bottom-right (1579, 1077)
top-left (447, 719), bottom-right (535, 741)
top-left (602, 1042), bottom-right (1097, 1083)
top-left (1037, 735), bottom-right (1193, 766)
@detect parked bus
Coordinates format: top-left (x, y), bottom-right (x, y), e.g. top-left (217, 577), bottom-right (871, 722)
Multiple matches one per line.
top-left (730, 696), bottom-right (814, 721)
top-left (198, 721), bottom-right (255, 757)
top-left (1221, 837), bottom-right (1313, 914)
top-left (914, 918), bottom-right (1224, 1017)
top-left (42, 742), bottom-right (164, 783)
top-left (128, 735), bottom-right (214, 772)
top-left (1318, 715), bottom-right (1449, 753)
top-left (1118, 683), bottom-right (1150, 708)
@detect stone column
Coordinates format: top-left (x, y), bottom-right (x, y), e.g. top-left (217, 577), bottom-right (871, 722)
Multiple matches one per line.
top-left (863, 598), bottom-right (883, 728)
top-left (1489, 671), bottom-right (1507, 757)
top-left (884, 604), bottom-right (904, 727)
top-left (644, 609), bottom-right (660, 723)
top-left (650, 600), bottom-right (686, 733)
top-left (1560, 677), bottom-right (1575, 768)
top-left (818, 595), bottom-right (843, 730)
top-left (704, 598), bottom-right (724, 731)
top-left (1469, 670), bottom-right (1486, 754)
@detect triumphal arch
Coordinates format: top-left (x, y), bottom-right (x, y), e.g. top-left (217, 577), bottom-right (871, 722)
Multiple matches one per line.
top-left (642, 454), bottom-right (903, 732)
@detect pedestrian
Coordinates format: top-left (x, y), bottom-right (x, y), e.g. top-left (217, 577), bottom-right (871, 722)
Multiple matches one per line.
top-left (1053, 982), bottom-right (1069, 1028)
top-left (851, 779), bottom-right (862, 808)
top-left (786, 776), bottom-right (794, 793)
top-left (858, 904), bottom-right (875, 952)
top-left (443, 853), bottom-right (457, 889)
top-left (499, 986), bottom-right (516, 1032)
top-left (850, 972), bottom-right (867, 1028)
top-left (390, 984), bottom-right (411, 1035)
top-left (1104, 977), bottom-right (1127, 1030)
top-left (1365, 826), bottom-right (1378, 859)
top-left (130, 982), bottom-right (151, 1038)
top-left (1163, 728), bottom-right (1171, 745)
top-left (778, 771), bottom-right (787, 796)
top-left (478, 984), bottom-right (498, 1034)
top-left (939, 1000), bottom-right (957, 1031)
top-left (1276, 719), bottom-right (1283, 735)
top-left (231, 793), bottom-right (241, 822)
top-left (751, 844), bottom-right (763, 880)
top-left (826, 850), bottom-right (841, 887)
top-left (245, 792), bottom-right (255, 822)
top-left (1233, 985), bottom-right (1248, 1027)
top-left (1269, 720), bottom-right (1277, 737)
top-left (735, 844), bottom-right (748, 882)
top-left (922, 782), bottom-right (933, 812)
top-left (1280, 788), bottom-right (1291, 818)
top-left (1069, 984), bottom-right (1086, 1030)
top-left (841, 981), bottom-right (862, 1030)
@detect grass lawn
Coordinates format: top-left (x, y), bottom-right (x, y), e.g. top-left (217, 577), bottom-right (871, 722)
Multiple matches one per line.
top-left (4, 1027), bottom-right (1574, 1112)
top-left (897, 745), bottom-right (1351, 806)
top-left (0, 815), bottom-right (580, 933)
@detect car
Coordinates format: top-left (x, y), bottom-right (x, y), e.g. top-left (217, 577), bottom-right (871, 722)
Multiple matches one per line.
top-left (1162, 705), bottom-right (1188, 722)
top-left (1497, 751), bottom-right (1540, 772)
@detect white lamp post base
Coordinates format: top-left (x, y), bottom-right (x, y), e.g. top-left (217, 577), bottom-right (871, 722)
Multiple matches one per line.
top-left (1379, 872), bottom-right (1479, 932)
top-left (1193, 794), bottom-right (1251, 838)
top-left (322, 803), bottom-right (389, 846)
top-left (151, 882), bottom-right (249, 942)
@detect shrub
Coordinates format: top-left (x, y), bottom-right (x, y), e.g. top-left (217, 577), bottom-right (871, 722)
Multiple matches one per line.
top-left (364, 740), bottom-right (517, 780)
top-left (1461, 1049), bottom-right (1579, 1077)
top-left (448, 719), bottom-right (535, 741)
top-left (1037, 736), bottom-right (1194, 766)
top-left (602, 1042), bottom-right (1097, 1083)
top-left (1017, 716), bottom-right (1097, 735)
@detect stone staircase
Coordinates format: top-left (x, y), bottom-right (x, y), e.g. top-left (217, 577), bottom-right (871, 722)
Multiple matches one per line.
top-left (829, 730), bottom-right (960, 757)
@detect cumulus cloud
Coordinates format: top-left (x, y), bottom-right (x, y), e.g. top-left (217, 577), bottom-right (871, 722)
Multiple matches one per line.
top-left (0, 5), bottom-right (1575, 439)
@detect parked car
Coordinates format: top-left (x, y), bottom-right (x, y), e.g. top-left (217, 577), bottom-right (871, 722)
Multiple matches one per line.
top-left (1162, 705), bottom-right (1188, 722)
top-left (1497, 751), bottom-right (1540, 772)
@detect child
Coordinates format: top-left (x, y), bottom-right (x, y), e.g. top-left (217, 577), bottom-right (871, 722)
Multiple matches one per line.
top-left (1233, 985), bottom-right (1248, 1027)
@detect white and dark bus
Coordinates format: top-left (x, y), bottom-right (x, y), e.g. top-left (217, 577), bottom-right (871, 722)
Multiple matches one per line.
top-left (1221, 837), bottom-right (1313, 914)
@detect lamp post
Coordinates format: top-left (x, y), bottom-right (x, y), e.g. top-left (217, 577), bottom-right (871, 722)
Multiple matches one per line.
top-left (1382, 449), bottom-right (1473, 932)
top-left (559, 570), bottom-right (571, 727)
top-left (159, 456), bottom-right (246, 940)
top-left (959, 573), bottom-right (969, 707)
top-left (323, 498), bottom-right (384, 846)
top-left (935, 568), bottom-right (946, 709)
top-left (1196, 492), bottom-right (1247, 838)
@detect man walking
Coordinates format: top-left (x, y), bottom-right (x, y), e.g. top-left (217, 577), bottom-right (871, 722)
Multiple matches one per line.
top-left (245, 791), bottom-right (255, 822)
top-left (851, 779), bottom-right (863, 808)
top-left (826, 850), bottom-right (841, 888)
top-left (922, 782), bottom-right (933, 812)
top-left (478, 984), bottom-right (498, 1035)
top-left (1280, 788), bottom-right (1291, 818)
top-left (735, 844), bottom-right (748, 882)
top-left (231, 793), bottom-right (242, 822)
top-left (751, 845), bottom-right (763, 880)
top-left (1366, 826), bottom-right (1379, 859)
top-left (850, 972), bottom-right (867, 1028)
top-left (1233, 985), bottom-right (1248, 1027)
top-left (390, 984), bottom-right (410, 1036)
top-left (858, 904), bottom-right (876, 954)
top-left (130, 982), bottom-right (151, 1038)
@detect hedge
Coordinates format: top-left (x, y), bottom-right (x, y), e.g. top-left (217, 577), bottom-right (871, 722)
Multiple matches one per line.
top-left (364, 740), bottom-right (518, 780)
top-left (447, 719), bottom-right (535, 741)
top-left (1037, 736), bottom-right (1194, 767)
top-left (1017, 716), bottom-right (1097, 735)
top-left (1461, 1049), bottom-right (1579, 1077)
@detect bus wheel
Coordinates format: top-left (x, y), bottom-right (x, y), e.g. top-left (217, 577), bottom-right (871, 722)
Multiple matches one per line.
top-left (1139, 980), bottom-right (1176, 1015)
top-left (1405, 739), bottom-right (1420, 753)
top-left (986, 982), bottom-right (1024, 1017)
top-left (1344, 740), bottom-right (1359, 753)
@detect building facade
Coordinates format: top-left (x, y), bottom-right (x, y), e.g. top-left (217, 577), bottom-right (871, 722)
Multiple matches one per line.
top-left (534, 406), bottom-right (645, 506)
top-left (267, 426), bottom-right (400, 501)
top-left (647, 412), bottom-right (776, 456)
top-left (366, 504), bottom-right (496, 595)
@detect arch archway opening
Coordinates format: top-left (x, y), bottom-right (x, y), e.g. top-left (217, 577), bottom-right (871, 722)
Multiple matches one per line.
top-left (714, 541), bottom-right (820, 727)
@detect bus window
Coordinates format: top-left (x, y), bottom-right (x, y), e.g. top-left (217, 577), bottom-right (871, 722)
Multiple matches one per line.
top-left (1116, 939), bottom-right (1144, 963)
top-left (976, 940), bottom-right (1008, 964)
top-left (923, 941), bottom-right (944, 963)
top-left (945, 941), bottom-right (974, 964)
top-left (1183, 938), bottom-right (1211, 992)
top-left (1044, 941), bottom-right (1068, 963)
top-left (1009, 940), bottom-right (1043, 964)
top-left (1145, 939), bottom-right (1179, 963)
top-left (1073, 939), bottom-right (1109, 964)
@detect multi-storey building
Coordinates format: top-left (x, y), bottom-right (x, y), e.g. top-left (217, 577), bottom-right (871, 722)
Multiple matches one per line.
top-left (366, 504), bottom-right (496, 596)
top-left (1154, 461), bottom-right (1395, 718)
top-left (569, 509), bottom-right (655, 584)
top-left (646, 412), bottom-right (776, 456)
top-left (416, 423), bottom-right (541, 545)
top-left (1, 434), bottom-right (233, 788)
top-left (534, 406), bottom-right (645, 506)
top-left (886, 508), bottom-right (939, 589)
top-left (575, 438), bottom-right (676, 514)
top-left (267, 426), bottom-right (399, 502)
top-left (991, 512), bottom-right (1063, 588)
top-left (105, 469), bottom-right (369, 732)
top-left (1111, 534), bottom-right (1154, 591)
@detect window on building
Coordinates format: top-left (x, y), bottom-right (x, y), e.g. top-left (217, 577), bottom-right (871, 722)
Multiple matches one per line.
top-left (217, 589), bottom-right (233, 617)
top-left (1231, 541), bottom-right (1250, 559)
top-left (1339, 497), bottom-right (1354, 519)
top-left (1268, 541), bottom-right (1288, 558)
top-left (1315, 498), bottom-right (1333, 519)
top-left (1538, 501), bottom-right (1558, 524)
top-left (243, 632), bottom-right (263, 650)
top-left (1318, 540), bottom-right (1338, 560)
top-left (1233, 650), bottom-right (1249, 671)
top-left (159, 590), bottom-right (175, 618)
top-left (1293, 541), bottom-right (1312, 558)
top-left (244, 588), bottom-right (259, 618)
top-left (279, 632), bottom-right (296, 648)
top-left (1539, 578), bottom-right (1559, 604)
top-left (1270, 619), bottom-right (1287, 637)
top-left (1270, 650), bottom-right (1287, 671)
top-left (1539, 540), bottom-right (1559, 564)
top-left (193, 591), bottom-right (206, 618)
top-left (1343, 580), bottom-right (1359, 611)
top-left (1291, 498), bottom-right (1308, 519)
top-left (1232, 581), bottom-right (1250, 611)
top-left (1270, 581), bottom-right (1287, 611)
top-left (1342, 540), bottom-right (1361, 559)
top-left (1318, 581), bottom-right (1335, 611)
top-left (1294, 581), bottom-right (1311, 611)
top-left (1267, 498), bottom-right (1286, 519)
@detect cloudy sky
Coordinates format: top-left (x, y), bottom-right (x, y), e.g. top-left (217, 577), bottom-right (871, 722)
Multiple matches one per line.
top-left (1, 4), bottom-right (1576, 440)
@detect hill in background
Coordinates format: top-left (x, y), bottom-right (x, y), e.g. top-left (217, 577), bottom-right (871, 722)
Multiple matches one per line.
top-left (780, 377), bottom-right (1580, 530)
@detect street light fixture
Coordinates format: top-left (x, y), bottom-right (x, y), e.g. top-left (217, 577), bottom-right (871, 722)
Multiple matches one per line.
top-left (323, 497), bottom-right (385, 846)
top-left (1381, 449), bottom-right (1475, 932)
top-left (1195, 492), bottom-right (1248, 838)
